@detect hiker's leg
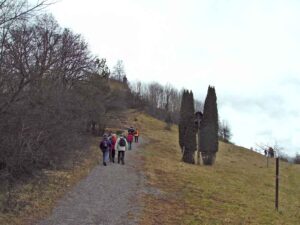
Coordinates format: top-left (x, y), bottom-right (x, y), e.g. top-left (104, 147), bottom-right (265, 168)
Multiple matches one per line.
top-left (104, 151), bottom-right (109, 164)
top-left (118, 151), bottom-right (120, 163)
top-left (121, 151), bottom-right (125, 164)
top-left (102, 151), bottom-right (106, 166)
top-left (112, 150), bottom-right (115, 163)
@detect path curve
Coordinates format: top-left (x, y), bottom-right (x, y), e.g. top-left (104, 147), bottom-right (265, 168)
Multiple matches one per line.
top-left (39, 138), bottom-right (145, 225)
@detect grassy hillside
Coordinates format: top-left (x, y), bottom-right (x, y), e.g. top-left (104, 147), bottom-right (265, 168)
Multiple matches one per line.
top-left (130, 112), bottom-right (300, 225)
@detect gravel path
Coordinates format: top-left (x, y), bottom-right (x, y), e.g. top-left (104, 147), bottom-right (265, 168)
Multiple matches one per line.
top-left (39, 138), bottom-right (145, 225)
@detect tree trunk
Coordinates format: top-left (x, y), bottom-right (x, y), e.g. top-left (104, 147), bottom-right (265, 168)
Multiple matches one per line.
top-left (182, 147), bottom-right (195, 164)
top-left (201, 152), bottom-right (215, 165)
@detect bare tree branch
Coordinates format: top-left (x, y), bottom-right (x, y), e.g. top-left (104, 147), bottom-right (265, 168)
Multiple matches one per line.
top-left (0, 0), bottom-right (54, 27)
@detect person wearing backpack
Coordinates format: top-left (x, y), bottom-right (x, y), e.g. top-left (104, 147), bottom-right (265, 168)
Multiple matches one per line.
top-left (116, 135), bottom-right (128, 165)
top-left (128, 126), bottom-right (135, 135)
top-left (99, 134), bottom-right (112, 166)
top-left (127, 132), bottom-right (133, 150)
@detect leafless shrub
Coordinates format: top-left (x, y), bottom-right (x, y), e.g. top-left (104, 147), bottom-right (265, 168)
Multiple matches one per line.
top-left (129, 81), bottom-right (191, 124)
top-left (0, 12), bottom-right (124, 179)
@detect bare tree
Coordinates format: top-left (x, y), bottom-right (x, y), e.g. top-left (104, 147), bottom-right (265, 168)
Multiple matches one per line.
top-left (218, 120), bottom-right (232, 143)
top-left (129, 81), bottom-right (146, 109)
top-left (0, 13), bottom-right (112, 179)
top-left (95, 58), bottom-right (110, 78)
top-left (0, 1), bottom-right (53, 114)
top-left (128, 80), bottom-right (201, 124)
top-left (0, 0), bottom-right (52, 27)
top-left (147, 82), bottom-right (164, 109)
top-left (131, 81), bottom-right (142, 95)
top-left (111, 59), bottom-right (126, 81)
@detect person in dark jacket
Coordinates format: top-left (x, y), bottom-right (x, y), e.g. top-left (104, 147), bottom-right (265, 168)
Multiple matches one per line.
top-left (99, 134), bottom-right (112, 166)
top-left (128, 126), bottom-right (135, 135)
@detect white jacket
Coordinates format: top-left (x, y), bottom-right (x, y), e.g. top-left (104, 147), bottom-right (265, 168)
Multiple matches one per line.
top-left (116, 137), bottom-right (128, 151)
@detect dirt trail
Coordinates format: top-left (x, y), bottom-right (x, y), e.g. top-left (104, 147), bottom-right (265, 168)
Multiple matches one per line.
top-left (39, 138), bottom-right (144, 225)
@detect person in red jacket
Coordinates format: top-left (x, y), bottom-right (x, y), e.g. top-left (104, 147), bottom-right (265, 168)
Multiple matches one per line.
top-left (127, 132), bottom-right (133, 150)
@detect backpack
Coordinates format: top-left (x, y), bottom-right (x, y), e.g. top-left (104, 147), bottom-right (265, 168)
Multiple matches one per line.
top-left (103, 140), bottom-right (108, 148)
top-left (119, 137), bottom-right (126, 147)
top-left (101, 139), bottom-right (109, 151)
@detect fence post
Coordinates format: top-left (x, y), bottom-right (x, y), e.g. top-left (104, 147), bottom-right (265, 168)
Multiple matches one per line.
top-left (275, 157), bottom-right (279, 211)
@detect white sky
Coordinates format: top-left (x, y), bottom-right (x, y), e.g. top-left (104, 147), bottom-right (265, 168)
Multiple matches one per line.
top-left (47, 0), bottom-right (300, 156)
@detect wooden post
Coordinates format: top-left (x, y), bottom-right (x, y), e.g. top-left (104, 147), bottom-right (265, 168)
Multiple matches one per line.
top-left (275, 157), bottom-right (279, 211)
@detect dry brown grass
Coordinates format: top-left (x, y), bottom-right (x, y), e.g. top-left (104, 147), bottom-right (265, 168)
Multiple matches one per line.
top-left (129, 112), bottom-right (300, 225)
top-left (0, 137), bottom-right (101, 225)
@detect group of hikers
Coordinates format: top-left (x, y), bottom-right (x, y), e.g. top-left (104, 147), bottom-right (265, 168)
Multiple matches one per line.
top-left (99, 127), bottom-right (140, 166)
top-left (264, 147), bottom-right (275, 158)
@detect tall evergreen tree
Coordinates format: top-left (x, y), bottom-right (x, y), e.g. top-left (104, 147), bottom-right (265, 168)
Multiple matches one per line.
top-left (182, 91), bottom-right (196, 164)
top-left (200, 86), bottom-right (219, 165)
top-left (179, 90), bottom-right (188, 152)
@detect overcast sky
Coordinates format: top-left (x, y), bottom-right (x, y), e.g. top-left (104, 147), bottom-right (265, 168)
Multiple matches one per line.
top-left (48, 0), bottom-right (300, 156)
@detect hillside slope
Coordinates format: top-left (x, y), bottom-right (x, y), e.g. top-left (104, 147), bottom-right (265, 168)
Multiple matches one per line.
top-left (130, 112), bottom-right (300, 225)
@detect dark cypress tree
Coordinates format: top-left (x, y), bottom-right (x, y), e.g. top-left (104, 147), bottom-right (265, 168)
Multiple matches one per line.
top-left (179, 90), bottom-right (188, 152)
top-left (200, 86), bottom-right (219, 165)
top-left (182, 91), bottom-right (196, 164)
